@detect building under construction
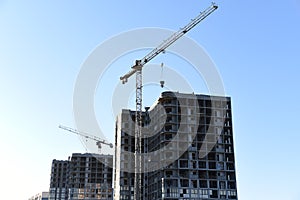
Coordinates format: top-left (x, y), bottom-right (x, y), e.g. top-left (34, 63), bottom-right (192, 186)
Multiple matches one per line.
top-left (114, 91), bottom-right (238, 200)
top-left (49, 153), bottom-right (113, 200)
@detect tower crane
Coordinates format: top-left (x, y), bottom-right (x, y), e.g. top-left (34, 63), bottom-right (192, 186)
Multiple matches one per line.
top-left (120, 3), bottom-right (218, 200)
top-left (58, 125), bottom-right (113, 151)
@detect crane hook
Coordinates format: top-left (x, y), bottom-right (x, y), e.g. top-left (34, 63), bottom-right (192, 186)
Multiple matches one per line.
top-left (160, 63), bottom-right (165, 88)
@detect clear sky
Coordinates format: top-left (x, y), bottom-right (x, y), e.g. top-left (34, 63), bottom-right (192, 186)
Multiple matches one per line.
top-left (1, 1), bottom-right (300, 199)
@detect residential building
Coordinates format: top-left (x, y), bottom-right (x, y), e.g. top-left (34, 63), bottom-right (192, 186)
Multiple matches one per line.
top-left (114, 91), bottom-right (238, 200)
top-left (49, 153), bottom-right (113, 200)
top-left (68, 153), bottom-right (113, 200)
top-left (49, 160), bottom-right (69, 200)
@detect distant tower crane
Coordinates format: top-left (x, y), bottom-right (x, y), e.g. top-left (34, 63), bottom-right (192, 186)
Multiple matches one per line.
top-left (58, 125), bottom-right (113, 152)
top-left (120, 3), bottom-right (218, 200)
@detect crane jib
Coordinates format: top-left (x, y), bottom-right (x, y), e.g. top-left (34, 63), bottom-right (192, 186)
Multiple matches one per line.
top-left (120, 3), bottom-right (218, 84)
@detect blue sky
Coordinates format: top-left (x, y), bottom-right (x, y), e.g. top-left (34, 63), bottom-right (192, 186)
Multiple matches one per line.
top-left (1, 1), bottom-right (300, 199)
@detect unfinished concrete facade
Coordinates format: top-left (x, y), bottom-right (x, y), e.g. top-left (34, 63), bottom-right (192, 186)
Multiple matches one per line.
top-left (49, 153), bottom-right (113, 200)
top-left (114, 109), bottom-right (147, 200)
top-left (114, 91), bottom-right (238, 200)
top-left (68, 153), bottom-right (113, 200)
top-left (49, 160), bottom-right (69, 200)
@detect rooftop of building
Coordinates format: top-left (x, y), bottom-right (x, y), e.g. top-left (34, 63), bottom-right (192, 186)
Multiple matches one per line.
top-left (120, 91), bottom-right (231, 114)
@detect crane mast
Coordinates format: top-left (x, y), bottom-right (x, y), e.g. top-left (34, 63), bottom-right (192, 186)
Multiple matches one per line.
top-left (120, 3), bottom-right (218, 200)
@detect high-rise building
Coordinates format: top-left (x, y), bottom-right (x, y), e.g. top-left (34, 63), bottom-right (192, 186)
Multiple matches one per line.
top-left (49, 153), bottom-right (113, 200)
top-left (68, 153), bottom-right (113, 200)
top-left (114, 109), bottom-right (149, 200)
top-left (49, 160), bottom-right (69, 200)
top-left (114, 91), bottom-right (238, 200)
